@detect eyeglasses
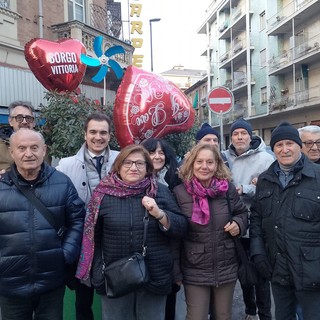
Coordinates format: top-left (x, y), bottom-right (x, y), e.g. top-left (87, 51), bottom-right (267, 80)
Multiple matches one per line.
top-left (302, 140), bottom-right (320, 148)
top-left (11, 115), bottom-right (35, 124)
top-left (122, 160), bottom-right (146, 169)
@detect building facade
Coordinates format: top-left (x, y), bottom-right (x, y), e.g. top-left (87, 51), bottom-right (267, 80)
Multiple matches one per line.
top-left (0, 0), bottom-right (134, 122)
top-left (198, 0), bottom-right (320, 147)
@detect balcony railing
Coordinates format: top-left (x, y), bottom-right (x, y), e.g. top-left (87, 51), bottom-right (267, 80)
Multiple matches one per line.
top-left (269, 50), bottom-right (291, 71)
top-left (231, 7), bottom-right (242, 23)
top-left (267, 0), bottom-right (315, 31)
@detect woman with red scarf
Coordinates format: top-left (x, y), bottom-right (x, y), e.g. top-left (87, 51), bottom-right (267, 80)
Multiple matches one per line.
top-left (76, 144), bottom-right (187, 320)
top-left (173, 143), bottom-right (248, 320)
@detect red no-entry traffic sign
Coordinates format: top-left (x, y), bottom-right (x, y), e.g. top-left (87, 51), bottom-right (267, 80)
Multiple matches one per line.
top-left (208, 86), bottom-right (234, 114)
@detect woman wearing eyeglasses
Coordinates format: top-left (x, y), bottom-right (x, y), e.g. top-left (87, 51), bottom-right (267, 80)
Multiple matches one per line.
top-left (76, 144), bottom-right (187, 320)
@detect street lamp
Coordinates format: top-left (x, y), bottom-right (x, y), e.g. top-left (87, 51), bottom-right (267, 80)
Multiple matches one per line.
top-left (149, 18), bottom-right (161, 72)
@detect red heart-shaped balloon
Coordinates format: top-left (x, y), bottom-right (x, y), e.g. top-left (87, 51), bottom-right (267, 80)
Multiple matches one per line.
top-left (24, 38), bottom-right (86, 92)
top-left (114, 66), bottom-right (195, 148)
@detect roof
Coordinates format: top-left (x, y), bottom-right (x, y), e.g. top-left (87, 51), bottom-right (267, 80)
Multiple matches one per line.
top-left (161, 66), bottom-right (206, 77)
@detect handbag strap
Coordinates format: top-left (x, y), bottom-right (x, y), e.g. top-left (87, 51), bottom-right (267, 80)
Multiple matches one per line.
top-left (141, 209), bottom-right (149, 256)
top-left (226, 190), bottom-right (249, 265)
top-left (10, 173), bottom-right (65, 238)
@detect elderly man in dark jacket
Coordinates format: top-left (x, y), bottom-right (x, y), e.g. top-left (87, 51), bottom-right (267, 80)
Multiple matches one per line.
top-left (250, 121), bottom-right (320, 320)
top-left (0, 128), bottom-right (85, 320)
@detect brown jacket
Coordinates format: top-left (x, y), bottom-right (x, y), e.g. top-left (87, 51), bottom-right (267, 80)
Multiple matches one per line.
top-left (173, 182), bottom-right (248, 286)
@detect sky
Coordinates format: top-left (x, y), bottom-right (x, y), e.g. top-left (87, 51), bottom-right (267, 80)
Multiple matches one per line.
top-left (119, 0), bottom-right (211, 73)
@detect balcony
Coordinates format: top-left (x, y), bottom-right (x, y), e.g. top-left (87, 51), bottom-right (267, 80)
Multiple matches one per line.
top-left (51, 20), bottom-right (134, 68)
top-left (220, 51), bottom-right (230, 63)
top-left (233, 41), bottom-right (243, 54)
top-left (269, 50), bottom-right (291, 73)
top-left (267, 0), bottom-right (320, 35)
top-left (269, 95), bottom-right (294, 112)
top-left (294, 39), bottom-right (319, 59)
top-left (231, 7), bottom-right (242, 23)
top-left (218, 20), bottom-right (229, 33)
top-left (233, 74), bottom-right (247, 88)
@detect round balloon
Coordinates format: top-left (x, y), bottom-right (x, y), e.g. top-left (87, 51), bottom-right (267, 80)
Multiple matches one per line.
top-left (24, 38), bottom-right (87, 92)
top-left (114, 66), bottom-right (195, 148)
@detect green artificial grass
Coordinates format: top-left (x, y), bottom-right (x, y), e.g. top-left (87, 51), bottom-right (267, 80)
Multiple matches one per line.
top-left (63, 288), bottom-right (102, 319)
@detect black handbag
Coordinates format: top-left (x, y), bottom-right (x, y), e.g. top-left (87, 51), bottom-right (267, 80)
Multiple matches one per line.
top-left (226, 191), bottom-right (258, 287)
top-left (103, 210), bottom-right (150, 298)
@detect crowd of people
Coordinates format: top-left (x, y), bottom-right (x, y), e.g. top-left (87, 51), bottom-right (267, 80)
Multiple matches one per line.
top-left (0, 100), bottom-right (320, 320)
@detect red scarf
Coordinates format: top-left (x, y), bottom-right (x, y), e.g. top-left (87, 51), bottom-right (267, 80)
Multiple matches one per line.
top-left (184, 177), bottom-right (228, 225)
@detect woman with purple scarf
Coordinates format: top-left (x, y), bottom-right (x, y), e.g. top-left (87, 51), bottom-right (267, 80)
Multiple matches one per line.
top-left (173, 143), bottom-right (248, 320)
top-left (76, 144), bottom-right (187, 320)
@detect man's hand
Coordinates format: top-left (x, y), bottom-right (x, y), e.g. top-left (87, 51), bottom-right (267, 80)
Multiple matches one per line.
top-left (236, 185), bottom-right (243, 195)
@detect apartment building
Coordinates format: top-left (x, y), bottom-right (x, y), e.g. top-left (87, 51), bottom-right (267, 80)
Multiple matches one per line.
top-left (198, 0), bottom-right (320, 146)
top-left (0, 0), bottom-right (133, 122)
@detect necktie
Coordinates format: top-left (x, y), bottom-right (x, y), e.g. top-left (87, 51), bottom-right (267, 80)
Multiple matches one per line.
top-left (94, 155), bottom-right (104, 176)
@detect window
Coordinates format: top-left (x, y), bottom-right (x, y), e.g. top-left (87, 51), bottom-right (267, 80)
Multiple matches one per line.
top-left (260, 49), bottom-right (266, 67)
top-left (0, 0), bottom-right (10, 9)
top-left (261, 87), bottom-right (267, 104)
top-left (260, 11), bottom-right (266, 30)
top-left (68, 0), bottom-right (86, 22)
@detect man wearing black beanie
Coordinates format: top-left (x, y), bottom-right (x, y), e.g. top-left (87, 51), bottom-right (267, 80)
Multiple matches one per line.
top-left (250, 121), bottom-right (320, 319)
top-left (223, 118), bottom-right (274, 320)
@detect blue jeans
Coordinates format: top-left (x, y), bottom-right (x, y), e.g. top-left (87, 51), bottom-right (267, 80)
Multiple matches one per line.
top-left (272, 283), bottom-right (320, 320)
top-left (101, 287), bottom-right (166, 320)
top-left (0, 285), bottom-right (65, 320)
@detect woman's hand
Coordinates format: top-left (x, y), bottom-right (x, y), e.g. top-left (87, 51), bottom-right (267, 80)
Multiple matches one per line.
top-left (142, 196), bottom-right (169, 228)
top-left (224, 221), bottom-right (240, 237)
top-left (142, 196), bottom-right (162, 218)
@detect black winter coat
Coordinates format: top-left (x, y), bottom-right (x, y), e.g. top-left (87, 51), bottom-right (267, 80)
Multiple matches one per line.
top-left (0, 163), bottom-right (85, 298)
top-left (250, 156), bottom-right (320, 291)
top-left (173, 182), bottom-right (248, 286)
top-left (93, 182), bottom-right (187, 295)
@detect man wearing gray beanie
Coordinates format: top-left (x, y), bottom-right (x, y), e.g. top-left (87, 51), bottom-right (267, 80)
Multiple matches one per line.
top-left (250, 121), bottom-right (320, 319)
top-left (222, 118), bottom-right (274, 320)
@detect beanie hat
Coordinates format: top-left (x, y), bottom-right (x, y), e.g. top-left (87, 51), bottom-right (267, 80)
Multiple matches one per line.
top-left (230, 118), bottom-right (253, 138)
top-left (270, 121), bottom-right (302, 151)
top-left (196, 123), bottom-right (220, 142)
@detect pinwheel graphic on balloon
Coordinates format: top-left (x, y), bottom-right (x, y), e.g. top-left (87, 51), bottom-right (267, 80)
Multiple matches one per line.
top-left (80, 35), bottom-right (125, 104)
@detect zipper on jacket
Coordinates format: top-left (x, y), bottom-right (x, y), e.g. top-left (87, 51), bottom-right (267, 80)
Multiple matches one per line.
top-left (29, 184), bottom-right (36, 284)
top-left (210, 202), bottom-right (219, 287)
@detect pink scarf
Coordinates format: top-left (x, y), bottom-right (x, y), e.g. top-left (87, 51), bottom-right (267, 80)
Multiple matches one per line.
top-left (76, 172), bottom-right (158, 280)
top-left (184, 177), bottom-right (228, 225)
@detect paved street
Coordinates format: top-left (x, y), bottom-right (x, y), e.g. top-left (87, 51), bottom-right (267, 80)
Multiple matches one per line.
top-left (175, 281), bottom-right (275, 320)
top-left (0, 282), bottom-right (275, 320)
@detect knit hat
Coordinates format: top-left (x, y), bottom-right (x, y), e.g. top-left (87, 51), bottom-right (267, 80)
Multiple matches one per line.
top-left (196, 123), bottom-right (220, 142)
top-left (270, 121), bottom-right (302, 151)
top-left (230, 118), bottom-right (252, 138)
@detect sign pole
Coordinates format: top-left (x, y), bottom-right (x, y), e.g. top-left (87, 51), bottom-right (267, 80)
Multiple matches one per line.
top-left (219, 111), bottom-right (224, 151)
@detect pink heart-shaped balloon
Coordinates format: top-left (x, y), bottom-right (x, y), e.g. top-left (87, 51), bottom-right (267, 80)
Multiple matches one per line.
top-left (114, 66), bottom-right (195, 148)
top-left (24, 38), bottom-right (86, 92)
